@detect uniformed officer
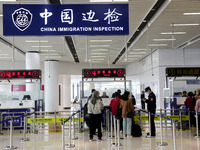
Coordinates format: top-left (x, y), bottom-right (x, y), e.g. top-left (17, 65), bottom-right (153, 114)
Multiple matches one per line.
top-left (143, 86), bottom-right (156, 136)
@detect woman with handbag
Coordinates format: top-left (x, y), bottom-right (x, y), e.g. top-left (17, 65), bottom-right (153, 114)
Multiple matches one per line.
top-left (120, 91), bottom-right (134, 138)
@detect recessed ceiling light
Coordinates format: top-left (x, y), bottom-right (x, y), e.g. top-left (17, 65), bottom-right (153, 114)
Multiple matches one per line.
top-left (40, 50), bottom-right (48, 52)
top-left (0, 57), bottom-right (11, 59)
top-left (129, 52), bottom-right (146, 55)
top-left (91, 53), bottom-right (107, 55)
top-left (171, 23), bottom-right (199, 26)
top-left (26, 40), bottom-right (48, 43)
top-left (91, 59), bottom-right (104, 61)
top-left (113, 0), bottom-right (128, 1)
top-left (0, 14), bottom-right (3, 17)
top-left (149, 44), bottom-right (167, 46)
top-left (161, 32), bottom-right (186, 35)
top-left (0, 0), bottom-right (17, 1)
top-left (0, 54), bottom-right (9, 56)
top-left (91, 56), bottom-right (106, 58)
top-left (91, 49), bottom-right (109, 52)
top-left (90, 45), bottom-right (110, 48)
top-left (32, 46), bottom-right (52, 48)
top-left (128, 55), bottom-right (143, 58)
top-left (90, 0), bottom-right (128, 2)
top-left (49, 50), bottom-right (56, 52)
top-left (183, 12), bottom-right (200, 15)
top-left (132, 49), bottom-right (148, 51)
top-left (90, 40), bottom-right (112, 42)
top-left (153, 39), bottom-right (176, 41)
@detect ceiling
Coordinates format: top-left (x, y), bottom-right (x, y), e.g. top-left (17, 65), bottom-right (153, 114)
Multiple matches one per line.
top-left (0, 0), bottom-right (200, 66)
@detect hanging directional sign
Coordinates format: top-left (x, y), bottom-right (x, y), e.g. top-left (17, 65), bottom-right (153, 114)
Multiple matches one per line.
top-left (166, 68), bottom-right (200, 77)
top-left (82, 68), bottom-right (125, 78)
top-left (3, 4), bottom-right (129, 36)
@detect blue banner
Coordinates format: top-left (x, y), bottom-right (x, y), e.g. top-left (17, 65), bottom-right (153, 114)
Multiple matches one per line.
top-left (186, 80), bottom-right (200, 85)
top-left (3, 4), bottom-right (129, 36)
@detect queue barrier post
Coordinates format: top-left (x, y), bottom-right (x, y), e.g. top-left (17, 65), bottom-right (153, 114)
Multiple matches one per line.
top-left (6, 118), bottom-right (17, 150)
top-left (188, 108), bottom-right (191, 129)
top-left (107, 110), bottom-right (110, 132)
top-left (172, 120), bottom-right (177, 150)
top-left (157, 109), bottom-right (168, 146)
top-left (112, 117), bottom-right (117, 147)
top-left (54, 111), bottom-right (57, 132)
top-left (146, 112), bottom-right (151, 138)
top-left (195, 111), bottom-right (199, 138)
top-left (179, 110), bottom-right (183, 130)
top-left (71, 115), bottom-right (78, 140)
top-left (21, 113), bottom-right (29, 142)
top-left (62, 121), bottom-right (65, 150)
top-left (78, 111), bottom-right (81, 133)
top-left (108, 113), bottom-right (113, 139)
top-left (33, 112), bottom-right (36, 134)
top-left (65, 118), bottom-right (75, 148)
top-left (0, 112), bottom-right (3, 135)
top-left (117, 119), bottom-right (121, 149)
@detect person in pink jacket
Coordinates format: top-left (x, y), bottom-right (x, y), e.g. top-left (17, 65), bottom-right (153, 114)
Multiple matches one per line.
top-left (195, 97), bottom-right (200, 131)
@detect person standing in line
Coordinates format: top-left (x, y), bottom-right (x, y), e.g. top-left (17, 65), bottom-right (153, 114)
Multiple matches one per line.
top-left (182, 91), bottom-right (187, 97)
top-left (120, 91), bottom-right (134, 138)
top-left (88, 91), bottom-right (104, 142)
top-left (141, 91), bottom-right (145, 109)
top-left (117, 89), bottom-right (122, 99)
top-left (185, 92), bottom-right (196, 127)
top-left (143, 87), bottom-right (156, 136)
top-left (195, 97), bottom-right (200, 131)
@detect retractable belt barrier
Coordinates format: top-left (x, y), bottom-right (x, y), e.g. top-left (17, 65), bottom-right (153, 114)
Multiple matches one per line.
top-left (61, 110), bottom-right (81, 150)
top-left (0, 110), bottom-right (82, 150)
top-left (140, 109), bottom-right (177, 150)
top-left (27, 117), bottom-right (83, 124)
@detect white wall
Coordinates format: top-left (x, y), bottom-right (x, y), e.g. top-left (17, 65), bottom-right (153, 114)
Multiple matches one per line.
top-left (126, 50), bottom-right (161, 108)
top-left (126, 48), bottom-right (200, 109)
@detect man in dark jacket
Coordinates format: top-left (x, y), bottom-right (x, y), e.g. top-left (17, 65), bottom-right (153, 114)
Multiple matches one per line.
top-left (141, 91), bottom-right (145, 109)
top-left (143, 87), bottom-right (156, 137)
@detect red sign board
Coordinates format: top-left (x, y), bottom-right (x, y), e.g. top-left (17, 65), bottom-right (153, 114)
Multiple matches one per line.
top-left (0, 70), bottom-right (41, 79)
top-left (82, 68), bottom-right (125, 78)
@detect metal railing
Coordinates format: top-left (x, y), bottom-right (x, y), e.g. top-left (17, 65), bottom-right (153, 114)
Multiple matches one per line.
top-left (0, 110), bottom-right (82, 150)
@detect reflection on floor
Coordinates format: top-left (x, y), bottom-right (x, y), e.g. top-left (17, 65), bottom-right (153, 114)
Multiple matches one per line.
top-left (0, 130), bottom-right (199, 150)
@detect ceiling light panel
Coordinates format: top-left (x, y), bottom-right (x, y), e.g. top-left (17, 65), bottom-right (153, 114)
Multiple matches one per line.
top-left (91, 56), bottom-right (106, 58)
top-left (161, 32), bottom-right (186, 35)
top-left (153, 39), bottom-right (176, 41)
top-left (90, 0), bottom-right (128, 2)
top-left (0, 0), bottom-right (17, 1)
top-left (183, 12), bottom-right (200, 15)
top-left (90, 45), bottom-right (110, 48)
top-left (0, 54), bottom-right (9, 56)
top-left (171, 23), bottom-right (199, 26)
top-left (26, 40), bottom-right (48, 43)
top-left (90, 40), bottom-right (112, 42)
top-left (149, 44), bottom-right (168, 46)
top-left (32, 46), bottom-right (52, 48)
top-left (91, 49), bottom-right (108, 52)
top-left (91, 53), bottom-right (107, 55)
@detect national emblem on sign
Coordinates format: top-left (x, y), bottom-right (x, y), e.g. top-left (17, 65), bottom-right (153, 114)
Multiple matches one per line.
top-left (12, 8), bottom-right (32, 31)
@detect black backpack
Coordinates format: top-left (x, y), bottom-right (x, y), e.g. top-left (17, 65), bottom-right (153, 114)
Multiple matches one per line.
top-left (132, 123), bottom-right (142, 137)
top-left (83, 102), bottom-right (91, 128)
top-left (116, 102), bottom-right (122, 119)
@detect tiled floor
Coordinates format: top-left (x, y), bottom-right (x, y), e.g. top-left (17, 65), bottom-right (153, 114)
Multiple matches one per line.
top-left (0, 129), bottom-right (199, 150)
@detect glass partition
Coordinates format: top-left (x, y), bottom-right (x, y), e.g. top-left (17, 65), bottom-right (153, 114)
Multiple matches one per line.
top-left (0, 79), bottom-right (42, 101)
top-left (80, 80), bottom-right (132, 98)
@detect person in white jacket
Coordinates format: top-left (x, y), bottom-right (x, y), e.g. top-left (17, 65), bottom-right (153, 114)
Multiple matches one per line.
top-left (88, 91), bottom-right (104, 141)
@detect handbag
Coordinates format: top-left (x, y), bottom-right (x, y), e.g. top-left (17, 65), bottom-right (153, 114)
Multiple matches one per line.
top-left (126, 100), bottom-right (134, 118)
